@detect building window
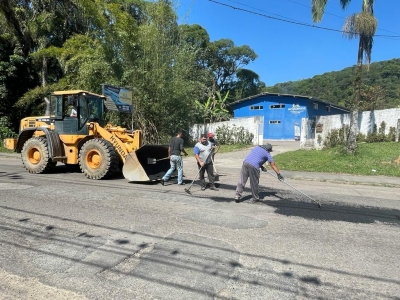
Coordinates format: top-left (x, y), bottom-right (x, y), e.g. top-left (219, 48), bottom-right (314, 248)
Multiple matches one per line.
top-left (326, 106), bottom-right (331, 112)
top-left (250, 105), bottom-right (263, 110)
top-left (313, 103), bottom-right (318, 109)
top-left (269, 120), bottom-right (281, 124)
top-left (270, 104), bottom-right (286, 109)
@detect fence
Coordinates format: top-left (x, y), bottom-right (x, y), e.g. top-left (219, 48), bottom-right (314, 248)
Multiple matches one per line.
top-left (301, 108), bottom-right (400, 149)
top-left (190, 117), bottom-right (264, 145)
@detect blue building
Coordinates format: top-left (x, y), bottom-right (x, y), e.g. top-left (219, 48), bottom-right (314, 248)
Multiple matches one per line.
top-left (230, 92), bottom-right (350, 140)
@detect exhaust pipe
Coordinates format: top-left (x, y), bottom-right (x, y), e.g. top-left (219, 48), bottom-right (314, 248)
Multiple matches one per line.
top-left (44, 97), bottom-right (51, 116)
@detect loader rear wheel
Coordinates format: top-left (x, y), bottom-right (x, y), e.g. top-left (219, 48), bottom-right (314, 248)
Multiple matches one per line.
top-left (21, 137), bottom-right (56, 173)
top-left (79, 139), bottom-right (119, 179)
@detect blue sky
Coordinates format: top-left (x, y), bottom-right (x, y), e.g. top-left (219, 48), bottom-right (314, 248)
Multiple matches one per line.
top-left (176, 0), bottom-right (400, 86)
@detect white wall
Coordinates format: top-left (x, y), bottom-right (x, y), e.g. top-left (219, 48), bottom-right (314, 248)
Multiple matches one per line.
top-left (301, 108), bottom-right (400, 149)
top-left (190, 116), bottom-right (264, 145)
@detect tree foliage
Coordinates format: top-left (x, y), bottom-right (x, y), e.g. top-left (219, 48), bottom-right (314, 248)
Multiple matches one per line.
top-left (0, 0), bottom-right (262, 143)
top-left (195, 91), bottom-right (230, 124)
top-left (311, 0), bottom-right (377, 154)
top-left (264, 58), bottom-right (400, 109)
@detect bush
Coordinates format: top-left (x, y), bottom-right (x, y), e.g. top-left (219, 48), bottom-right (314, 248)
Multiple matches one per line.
top-left (323, 125), bottom-right (349, 148)
top-left (387, 127), bottom-right (396, 142)
top-left (323, 121), bottom-right (396, 147)
top-left (215, 125), bottom-right (254, 145)
top-left (0, 117), bottom-right (18, 141)
top-left (366, 122), bottom-right (389, 143)
top-left (357, 132), bottom-right (366, 142)
top-left (365, 133), bottom-right (386, 143)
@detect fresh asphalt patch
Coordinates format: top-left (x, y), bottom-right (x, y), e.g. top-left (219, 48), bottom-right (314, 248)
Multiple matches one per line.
top-left (257, 198), bottom-right (400, 226)
top-left (200, 184), bottom-right (400, 226)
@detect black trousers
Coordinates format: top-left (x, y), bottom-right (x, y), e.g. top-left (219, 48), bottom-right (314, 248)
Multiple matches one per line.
top-left (197, 162), bottom-right (215, 186)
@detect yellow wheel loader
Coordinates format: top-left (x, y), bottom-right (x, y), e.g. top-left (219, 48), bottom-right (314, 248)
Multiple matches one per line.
top-left (3, 90), bottom-right (171, 181)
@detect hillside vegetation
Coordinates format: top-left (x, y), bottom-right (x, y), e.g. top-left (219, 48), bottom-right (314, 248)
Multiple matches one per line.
top-left (265, 58), bottom-right (400, 109)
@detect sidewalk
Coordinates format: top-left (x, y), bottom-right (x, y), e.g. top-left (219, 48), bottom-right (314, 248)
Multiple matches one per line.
top-left (279, 170), bottom-right (400, 188)
top-left (1, 151), bottom-right (399, 188)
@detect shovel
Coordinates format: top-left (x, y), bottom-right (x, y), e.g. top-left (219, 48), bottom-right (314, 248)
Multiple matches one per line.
top-left (147, 157), bottom-right (169, 164)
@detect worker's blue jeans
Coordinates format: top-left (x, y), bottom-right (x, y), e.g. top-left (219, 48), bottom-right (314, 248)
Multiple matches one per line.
top-left (162, 155), bottom-right (183, 184)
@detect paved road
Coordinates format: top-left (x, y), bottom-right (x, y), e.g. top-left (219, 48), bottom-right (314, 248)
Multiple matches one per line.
top-left (0, 148), bottom-right (399, 299)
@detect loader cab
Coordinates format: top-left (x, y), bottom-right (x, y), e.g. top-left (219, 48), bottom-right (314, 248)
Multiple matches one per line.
top-left (50, 90), bottom-right (105, 134)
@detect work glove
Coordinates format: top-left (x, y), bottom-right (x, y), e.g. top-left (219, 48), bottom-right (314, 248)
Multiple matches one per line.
top-left (260, 166), bottom-right (267, 172)
top-left (277, 173), bottom-right (284, 181)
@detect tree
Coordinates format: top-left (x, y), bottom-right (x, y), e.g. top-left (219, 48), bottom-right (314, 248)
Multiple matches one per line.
top-left (178, 24), bottom-right (210, 49)
top-left (132, 1), bottom-right (208, 143)
top-left (194, 91), bottom-right (230, 124)
top-left (204, 39), bottom-right (258, 94)
top-left (312, 0), bottom-right (377, 153)
top-left (359, 84), bottom-right (385, 111)
top-left (229, 68), bottom-right (265, 100)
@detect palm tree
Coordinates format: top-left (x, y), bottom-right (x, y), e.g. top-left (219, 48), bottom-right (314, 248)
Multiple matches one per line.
top-left (312, 0), bottom-right (377, 153)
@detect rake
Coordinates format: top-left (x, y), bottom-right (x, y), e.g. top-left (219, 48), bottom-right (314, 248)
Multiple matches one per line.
top-left (264, 169), bottom-right (321, 208)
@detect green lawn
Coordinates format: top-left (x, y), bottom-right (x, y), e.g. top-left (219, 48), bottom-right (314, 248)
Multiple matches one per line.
top-left (273, 142), bottom-right (400, 177)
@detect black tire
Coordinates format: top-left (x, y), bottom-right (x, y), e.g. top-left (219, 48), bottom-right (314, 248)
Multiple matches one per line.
top-left (79, 138), bottom-right (119, 179)
top-left (21, 137), bottom-right (55, 173)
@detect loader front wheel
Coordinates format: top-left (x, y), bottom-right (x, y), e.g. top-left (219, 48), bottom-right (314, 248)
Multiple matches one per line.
top-left (79, 139), bottom-right (119, 179)
top-left (21, 137), bottom-right (55, 173)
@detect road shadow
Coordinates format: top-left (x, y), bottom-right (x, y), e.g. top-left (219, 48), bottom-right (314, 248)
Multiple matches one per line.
top-left (261, 198), bottom-right (400, 226)
top-left (204, 183), bottom-right (400, 226)
top-left (0, 205), bottom-right (398, 300)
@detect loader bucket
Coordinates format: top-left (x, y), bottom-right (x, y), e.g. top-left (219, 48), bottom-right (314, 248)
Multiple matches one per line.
top-left (122, 144), bottom-right (172, 182)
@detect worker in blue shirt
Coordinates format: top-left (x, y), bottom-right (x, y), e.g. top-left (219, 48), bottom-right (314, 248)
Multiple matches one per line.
top-left (234, 143), bottom-right (283, 203)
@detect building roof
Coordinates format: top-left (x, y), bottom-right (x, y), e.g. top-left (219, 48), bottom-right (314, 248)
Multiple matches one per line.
top-left (229, 92), bottom-right (350, 113)
top-left (52, 90), bottom-right (105, 98)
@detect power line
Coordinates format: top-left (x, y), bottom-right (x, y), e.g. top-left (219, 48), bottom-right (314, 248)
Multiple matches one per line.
top-left (208, 0), bottom-right (400, 39)
top-left (225, 0), bottom-right (301, 23)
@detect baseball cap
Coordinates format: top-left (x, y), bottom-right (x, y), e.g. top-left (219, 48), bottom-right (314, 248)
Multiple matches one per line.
top-left (261, 143), bottom-right (273, 152)
top-left (207, 132), bottom-right (214, 138)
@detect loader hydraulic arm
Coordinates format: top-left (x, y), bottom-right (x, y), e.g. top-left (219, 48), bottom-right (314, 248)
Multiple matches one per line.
top-left (88, 122), bottom-right (139, 162)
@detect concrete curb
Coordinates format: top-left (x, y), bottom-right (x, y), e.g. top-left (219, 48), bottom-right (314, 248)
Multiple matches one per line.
top-left (285, 175), bottom-right (400, 188)
top-left (282, 171), bottom-right (400, 188)
top-left (0, 152), bottom-right (20, 159)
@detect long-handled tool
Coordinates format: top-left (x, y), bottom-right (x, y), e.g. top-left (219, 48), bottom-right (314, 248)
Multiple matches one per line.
top-left (147, 157), bottom-right (169, 164)
top-left (210, 155), bottom-right (219, 181)
top-left (184, 166), bottom-right (203, 195)
top-left (184, 150), bottom-right (213, 195)
top-left (264, 170), bottom-right (321, 208)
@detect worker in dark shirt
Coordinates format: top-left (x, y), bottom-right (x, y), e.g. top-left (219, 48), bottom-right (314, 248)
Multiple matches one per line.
top-left (161, 130), bottom-right (188, 185)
